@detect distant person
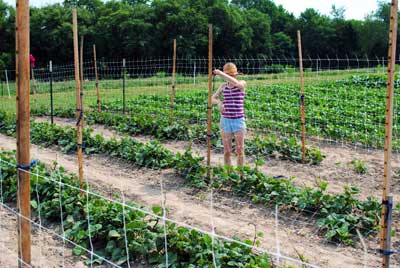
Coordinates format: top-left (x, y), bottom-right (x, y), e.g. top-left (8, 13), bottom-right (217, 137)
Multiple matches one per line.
top-left (212, 63), bottom-right (247, 167)
top-left (29, 54), bottom-right (37, 94)
top-left (29, 54), bottom-right (35, 68)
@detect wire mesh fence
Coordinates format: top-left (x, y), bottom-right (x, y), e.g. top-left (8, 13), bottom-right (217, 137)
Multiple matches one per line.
top-left (0, 56), bottom-right (395, 151)
top-left (0, 151), bottom-right (331, 268)
top-left (1, 55), bottom-right (400, 267)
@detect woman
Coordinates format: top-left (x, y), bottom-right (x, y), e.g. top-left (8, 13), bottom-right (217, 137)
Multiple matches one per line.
top-left (212, 63), bottom-right (247, 167)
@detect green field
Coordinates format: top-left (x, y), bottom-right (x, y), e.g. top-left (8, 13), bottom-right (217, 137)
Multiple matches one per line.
top-left (0, 66), bottom-right (399, 151)
top-left (1, 68), bottom-right (395, 149)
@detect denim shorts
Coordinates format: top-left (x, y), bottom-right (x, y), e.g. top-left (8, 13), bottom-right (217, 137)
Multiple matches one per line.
top-left (220, 117), bottom-right (246, 133)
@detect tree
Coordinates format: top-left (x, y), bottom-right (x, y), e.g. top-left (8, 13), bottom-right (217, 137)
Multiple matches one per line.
top-left (296, 8), bottom-right (335, 57)
top-left (330, 5), bottom-right (345, 20)
top-left (0, 0), bottom-right (15, 70)
top-left (272, 32), bottom-right (293, 56)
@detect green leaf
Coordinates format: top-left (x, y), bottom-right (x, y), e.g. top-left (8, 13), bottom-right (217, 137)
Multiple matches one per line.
top-left (30, 200), bottom-right (38, 209)
top-left (73, 246), bottom-right (85, 256)
top-left (152, 205), bottom-right (163, 215)
top-left (108, 229), bottom-right (121, 238)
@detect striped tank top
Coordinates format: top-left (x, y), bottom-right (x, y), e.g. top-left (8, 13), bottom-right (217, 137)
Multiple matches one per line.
top-left (222, 83), bottom-right (245, 119)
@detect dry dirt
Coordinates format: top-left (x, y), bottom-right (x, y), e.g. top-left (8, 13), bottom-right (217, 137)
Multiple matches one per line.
top-left (0, 206), bottom-right (86, 268)
top-left (35, 116), bottom-right (400, 202)
top-left (1, 122), bottom-right (397, 268)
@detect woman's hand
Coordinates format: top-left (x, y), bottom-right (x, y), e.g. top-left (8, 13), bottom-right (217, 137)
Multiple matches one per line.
top-left (218, 102), bottom-right (225, 113)
top-left (213, 69), bottom-right (223, 76)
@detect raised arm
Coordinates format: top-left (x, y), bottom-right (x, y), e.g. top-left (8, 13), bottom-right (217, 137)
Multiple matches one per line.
top-left (213, 69), bottom-right (247, 90)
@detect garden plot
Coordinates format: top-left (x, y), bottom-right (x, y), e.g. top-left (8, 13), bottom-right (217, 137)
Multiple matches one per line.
top-left (34, 115), bottom-right (400, 200)
top-left (0, 134), bottom-right (386, 268)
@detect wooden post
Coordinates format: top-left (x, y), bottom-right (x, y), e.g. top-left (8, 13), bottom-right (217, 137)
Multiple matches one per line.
top-left (193, 60), bottom-right (196, 84)
top-left (72, 8), bottom-right (84, 188)
top-left (79, 35), bottom-right (84, 126)
top-left (16, 0), bottom-right (31, 267)
top-left (122, 59), bottom-right (126, 114)
top-left (297, 30), bottom-right (307, 163)
top-left (5, 70), bottom-right (11, 97)
top-left (380, 1), bottom-right (398, 267)
top-left (30, 64), bottom-right (36, 94)
top-left (170, 39), bottom-right (177, 120)
top-left (206, 24), bottom-right (213, 174)
top-left (80, 35), bottom-right (84, 87)
top-left (49, 61), bottom-right (54, 124)
top-left (93, 44), bottom-right (101, 112)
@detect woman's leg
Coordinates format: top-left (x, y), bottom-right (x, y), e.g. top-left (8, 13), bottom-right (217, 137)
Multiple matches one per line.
top-left (221, 131), bottom-right (233, 166)
top-left (234, 130), bottom-right (245, 167)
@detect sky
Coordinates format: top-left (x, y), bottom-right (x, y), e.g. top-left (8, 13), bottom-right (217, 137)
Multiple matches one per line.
top-left (274, 0), bottom-right (381, 20)
top-left (5, 0), bottom-right (385, 20)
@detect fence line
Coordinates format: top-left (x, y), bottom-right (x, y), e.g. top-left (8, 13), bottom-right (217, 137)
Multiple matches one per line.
top-left (0, 56), bottom-right (391, 82)
top-left (0, 157), bottom-right (323, 268)
top-left (1, 61), bottom-right (398, 159)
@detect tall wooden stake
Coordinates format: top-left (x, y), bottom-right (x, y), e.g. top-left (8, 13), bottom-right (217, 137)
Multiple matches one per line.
top-left (30, 65), bottom-right (36, 94)
top-left (5, 70), bottom-right (11, 98)
top-left (170, 39), bottom-right (177, 120)
top-left (80, 35), bottom-right (85, 129)
top-left (72, 8), bottom-right (84, 188)
top-left (49, 61), bottom-right (54, 124)
top-left (297, 30), bottom-right (306, 163)
top-left (93, 44), bottom-right (101, 112)
top-left (207, 24), bottom-right (213, 175)
top-left (16, 0), bottom-right (31, 267)
top-left (80, 35), bottom-right (84, 88)
top-left (381, 1), bottom-right (398, 267)
top-left (122, 59), bottom-right (126, 114)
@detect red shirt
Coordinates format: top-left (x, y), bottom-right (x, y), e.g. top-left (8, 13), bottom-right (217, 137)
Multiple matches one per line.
top-left (29, 54), bottom-right (35, 68)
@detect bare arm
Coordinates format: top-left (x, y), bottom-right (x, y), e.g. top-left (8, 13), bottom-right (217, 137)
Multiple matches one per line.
top-left (212, 83), bottom-right (224, 105)
top-left (213, 70), bottom-right (247, 90)
top-left (212, 83), bottom-right (225, 113)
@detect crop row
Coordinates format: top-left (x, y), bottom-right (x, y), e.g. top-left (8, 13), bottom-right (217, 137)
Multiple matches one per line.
top-left (30, 106), bottom-right (324, 165)
top-left (0, 111), bottom-right (382, 244)
top-left (94, 75), bottom-right (400, 149)
top-left (0, 150), bottom-right (271, 267)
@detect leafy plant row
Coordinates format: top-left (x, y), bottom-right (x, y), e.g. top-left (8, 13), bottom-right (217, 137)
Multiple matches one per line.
top-left (91, 77), bottom-right (400, 149)
top-left (337, 74), bottom-right (400, 89)
top-left (30, 106), bottom-right (324, 165)
top-left (0, 150), bottom-right (271, 267)
top-left (0, 111), bottom-right (381, 244)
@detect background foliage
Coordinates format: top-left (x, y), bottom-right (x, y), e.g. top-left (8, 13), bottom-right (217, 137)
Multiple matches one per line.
top-left (0, 0), bottom-right (397, 69)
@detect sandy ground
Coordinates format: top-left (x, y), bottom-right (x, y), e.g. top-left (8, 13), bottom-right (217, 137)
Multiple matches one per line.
top-left (1, 125), bottom-right (396, 268)
top-left (0, 206), bottom-right (86, 268)
top-left (35, 116), bottom-right (400, 202)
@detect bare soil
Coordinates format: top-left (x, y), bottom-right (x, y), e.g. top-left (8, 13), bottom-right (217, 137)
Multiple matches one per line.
top-left (1, 126), bottom-right (396, 267)
top-left (0, 206), bottom-right (86, 268)
top-left (35, 116), bottom-right (400, 202)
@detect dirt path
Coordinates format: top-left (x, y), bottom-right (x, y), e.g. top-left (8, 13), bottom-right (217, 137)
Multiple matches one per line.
top-left (0, 131), bottom-right (390, 268)
top-left (35, 116), bottom-right (400, 202)
top-left (0, 206), bottom-right (86, 268)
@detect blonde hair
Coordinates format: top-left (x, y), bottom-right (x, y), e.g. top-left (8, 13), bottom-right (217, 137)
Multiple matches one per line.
top-left (223, 62), bottom-right (239, 76)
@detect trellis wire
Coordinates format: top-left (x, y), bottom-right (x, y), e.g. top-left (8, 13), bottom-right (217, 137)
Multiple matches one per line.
top-left (0, 157), bottom-right (322, 268)
top-left (1, 56), bottom-right (395, 152)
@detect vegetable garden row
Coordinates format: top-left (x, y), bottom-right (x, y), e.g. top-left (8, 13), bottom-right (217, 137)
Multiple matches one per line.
top-left (0, 110), bottom-right (385, 247)
top-left (91, 74), bottom-right (400, 149)
top-left (20, 74), bottom-right (400, 151)
top-left (1, 69), bottom-right (400, 267)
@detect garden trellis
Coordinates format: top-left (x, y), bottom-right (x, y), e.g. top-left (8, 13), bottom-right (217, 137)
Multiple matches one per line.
top-left (1, 1), bottom-right (400, 268)
top-left (15, 56), bottom-right (400, 151)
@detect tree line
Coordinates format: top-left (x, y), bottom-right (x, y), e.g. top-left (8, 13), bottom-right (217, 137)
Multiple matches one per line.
top-left (0, 0), bottom-right (397, 69)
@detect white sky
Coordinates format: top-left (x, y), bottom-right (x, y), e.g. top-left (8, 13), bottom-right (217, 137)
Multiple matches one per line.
top-left (5, 0), bottom-right (386, 20)
top-left (274, 0), bottom-right (382, 20)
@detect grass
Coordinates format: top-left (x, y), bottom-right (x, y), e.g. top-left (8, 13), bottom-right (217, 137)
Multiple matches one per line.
top-left (0, 67), bottom-right (385, 114)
